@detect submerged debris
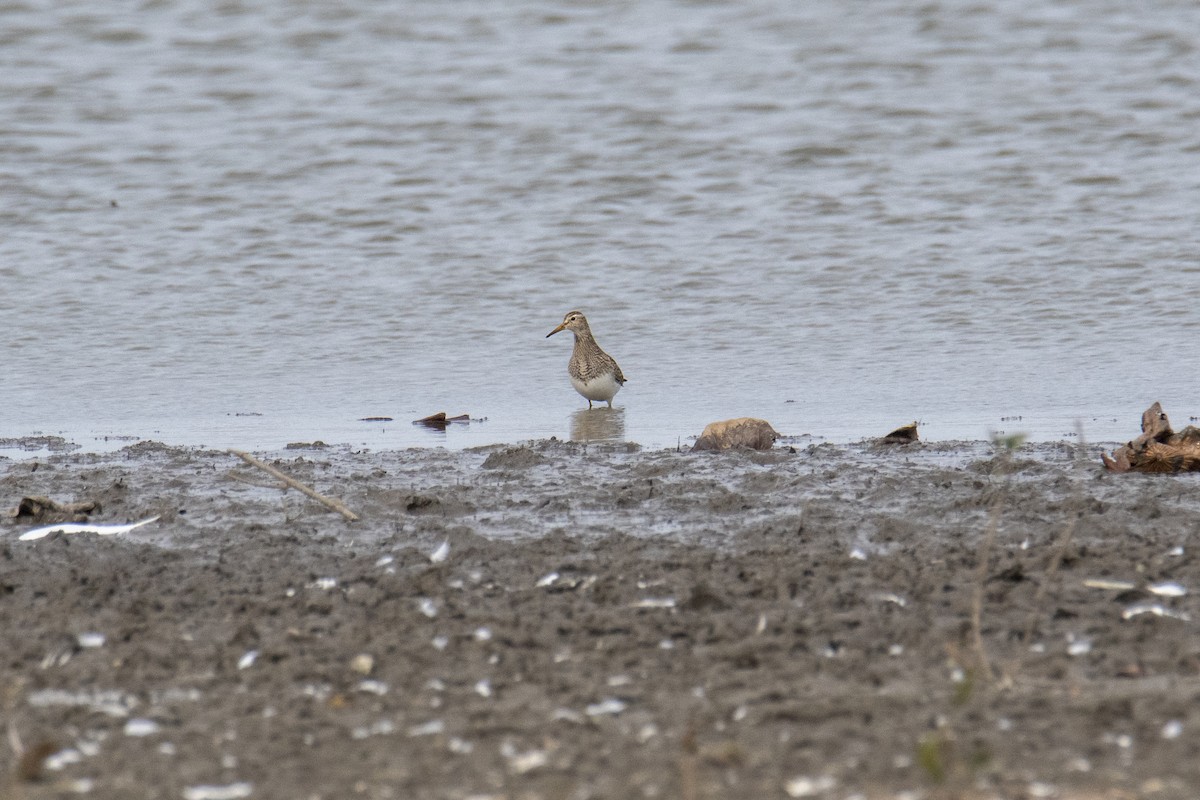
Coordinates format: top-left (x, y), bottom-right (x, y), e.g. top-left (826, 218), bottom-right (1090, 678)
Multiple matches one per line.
top-left (691, 417), bottom-right (779, 452)
top-left (1102, 402), bottom-right (1200, 473)
top-left (414, 412), bottom-right (471, 429)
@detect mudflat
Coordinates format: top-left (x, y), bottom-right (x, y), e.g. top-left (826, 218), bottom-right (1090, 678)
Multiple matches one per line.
top-left (2, 438), bottom-right (1199, 799)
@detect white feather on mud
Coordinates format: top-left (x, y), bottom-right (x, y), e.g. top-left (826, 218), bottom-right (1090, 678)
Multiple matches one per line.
top-left (19, 515), bottom-right (160, 541)
top-left (429, 540), bottom-right (450, 563)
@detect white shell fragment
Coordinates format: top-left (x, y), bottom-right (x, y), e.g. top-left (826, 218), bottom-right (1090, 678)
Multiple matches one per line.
top-left (429, 540), bottom-right (450, 563)
top-left (351, 719), bottom-right (395, 739)
top-left (1083, 579), bottom-right (1136, 591)
top-left (182, 783), bottom-right (253, 800)
top-left (44, 748), bottom-right (82, 770)
top-left (632, 598), bottom-right (676, 609)
top-left (552, 707), bottom-right (585, 724)
top-left (237, 651), bottom-right (258, 670)
top-left (19, 516), bottom-right (160, 541)
top-left (28, 688), bottom-right (137, 717)
top-left (536, 572), bottom-right (559, 588)
top-left (76, 632), bottom-right (106, 648)
top-left (357, 680), bottom-right (388, 696)
top-left (585, 697), bottom-right (627, 716)
top-left (1122, 603), bottom-right (1190, 621)
top-left (507, 748), bottom-right (549, 775)
top-left (785, 775), bottom-right (837, 797)
top-left (407, 719), bottom-right (445, 737)
top-left (124, 718), bottom-right (161, 737)
top-left (1083, 579), bottom-right (1187, 597)
top-left (1067, 637), bottom-right (1092, 656)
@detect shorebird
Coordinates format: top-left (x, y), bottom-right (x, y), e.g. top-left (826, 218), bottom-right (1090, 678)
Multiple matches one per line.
top-left (546, 310), bottom-right (626, 408)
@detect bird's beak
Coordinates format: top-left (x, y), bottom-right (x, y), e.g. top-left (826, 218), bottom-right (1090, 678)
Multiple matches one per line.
top-left (546, 322), bottom-right (567, 338)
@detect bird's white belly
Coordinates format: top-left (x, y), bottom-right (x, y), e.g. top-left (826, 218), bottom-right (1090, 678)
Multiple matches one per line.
top-left (571, 373), bottom-right (621, 402)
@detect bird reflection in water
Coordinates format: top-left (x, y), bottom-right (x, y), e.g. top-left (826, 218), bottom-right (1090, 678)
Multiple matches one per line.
top-left (570, 407), bottom-right (625, 443)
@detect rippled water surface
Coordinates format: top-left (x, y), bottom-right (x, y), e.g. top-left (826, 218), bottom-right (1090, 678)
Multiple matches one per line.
top-left (3, 0), bottom-right (1198, 453)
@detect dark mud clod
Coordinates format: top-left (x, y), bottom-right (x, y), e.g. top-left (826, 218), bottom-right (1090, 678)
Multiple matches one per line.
top-left (1102, 402), bottom-right (1200, 473)
top-left (9, 495), bottom-right (100, 523)
top-left (690, 418), bottom-right (779, 452)
top-left (16, 740), bottom-right (59, 783)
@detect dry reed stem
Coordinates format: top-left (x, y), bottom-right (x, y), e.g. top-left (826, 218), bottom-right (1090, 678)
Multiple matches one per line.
top-left (228, 450), bottom-right (359, 522)
top-left (969, 490), bottom-right (1003, 682)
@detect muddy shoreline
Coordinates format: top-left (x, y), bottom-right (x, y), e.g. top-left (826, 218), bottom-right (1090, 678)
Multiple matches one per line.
top-left (3, 438), bottom-right (1200, 799)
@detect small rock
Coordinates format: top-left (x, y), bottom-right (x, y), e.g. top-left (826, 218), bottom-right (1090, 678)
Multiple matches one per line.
top-left (691, 418), bottom-right (779, 452)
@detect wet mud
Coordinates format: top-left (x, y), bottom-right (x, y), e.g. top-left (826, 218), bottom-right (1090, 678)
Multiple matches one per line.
top-left (3, 438), bottom-right (1200, 799)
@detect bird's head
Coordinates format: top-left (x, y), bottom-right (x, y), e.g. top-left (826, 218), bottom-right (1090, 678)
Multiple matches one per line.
top-left (546, 310), bottom-right (589, 338)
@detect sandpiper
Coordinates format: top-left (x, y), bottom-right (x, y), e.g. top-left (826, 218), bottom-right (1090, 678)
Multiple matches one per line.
top-left (546, 310), bottom-right (626, 408)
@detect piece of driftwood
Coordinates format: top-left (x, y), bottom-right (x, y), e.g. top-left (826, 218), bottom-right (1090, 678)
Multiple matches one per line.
top-left (691, 418), bottom-right (779, 452)
top-left (878, 422), bottom-right (919, 445)
top-left (228, 449), bottom-right (359, 521)
top-left (1102, 402), bottom-right (1200, 474)
top-left (414, 412), bottom-right (470, 429)
top-left (8, 495), bottom-right (100, 523)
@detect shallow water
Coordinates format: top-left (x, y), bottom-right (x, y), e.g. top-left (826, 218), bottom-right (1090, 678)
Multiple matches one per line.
top-left (3, 0), bottom-right (1198, 454)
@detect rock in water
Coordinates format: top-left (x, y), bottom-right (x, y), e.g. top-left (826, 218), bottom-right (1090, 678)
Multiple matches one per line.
top-left (691, 418), bottom-right (779, 452)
